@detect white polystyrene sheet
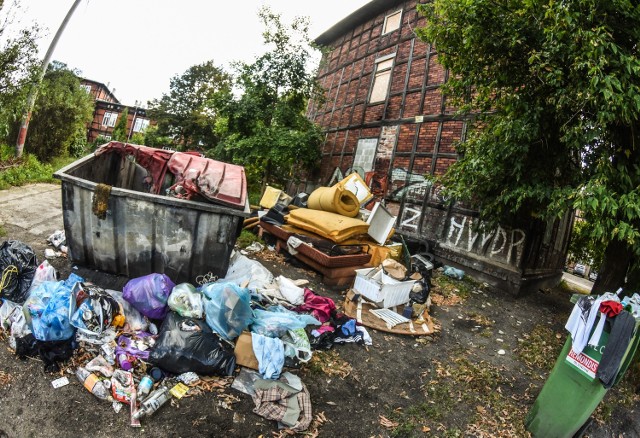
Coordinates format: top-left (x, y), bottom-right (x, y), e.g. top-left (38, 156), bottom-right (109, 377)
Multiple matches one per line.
top-left (366, 202), bottom-right (396, 245)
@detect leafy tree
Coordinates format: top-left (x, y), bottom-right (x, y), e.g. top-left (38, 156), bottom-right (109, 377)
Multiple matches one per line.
top-left (568, 219), bottom-right (605, 272)
top-left (111, 107), bottom-right (128, 142)
top-left (142, 125), bottom-right (173, 148)
top-left (0, 1), bottom-right (39, 139)
top-left (418, 0), bottom-right (640, 293)
top-left (23, 61), bottom-right (93, 161)
top-left (147, 61), bottom-right (232, 150)
top-left (215, 7), bottom-right (323, 191)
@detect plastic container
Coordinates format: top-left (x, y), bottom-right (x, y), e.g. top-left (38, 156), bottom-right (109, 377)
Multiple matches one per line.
top-left (76, 367), bottom-right (111, 401)
top-left (137, 375), bottom-right (154, 400)
top-left (133, 387), bottom-right (171, 419)
top-left (53, 145), bottom-right (250, 284)
top-left (525, 313), bottom-right (640, 437)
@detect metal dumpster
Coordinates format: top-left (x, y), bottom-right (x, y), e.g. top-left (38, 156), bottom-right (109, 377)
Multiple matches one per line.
top-left (53, 144), bottom-right (250, 284)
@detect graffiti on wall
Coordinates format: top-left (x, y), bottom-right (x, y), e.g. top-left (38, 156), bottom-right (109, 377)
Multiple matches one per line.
top-left (445, 215), bottom-right (526, 266)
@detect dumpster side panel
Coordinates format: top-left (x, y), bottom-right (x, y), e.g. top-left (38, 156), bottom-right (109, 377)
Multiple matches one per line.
top-left (58, 171), bottom-right (243, 284)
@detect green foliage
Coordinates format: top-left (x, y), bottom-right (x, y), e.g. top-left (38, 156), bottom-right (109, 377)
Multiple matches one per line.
top-left (418, 0), bottom-right (640, 288)
top-left (0, 144), bottom-right (57, 189)
top-left (24, 61), bottom-right (94, 161)
top-left (215, 7), bottom-right (323, 190)
top-left (148, 61), bottom-right (232, 150)
top-left (235, 229), bottom-right (263, 249)
top-left (568, 219), bottom-right (605, 270)
top-left (141, 125), bottom-right (173, 149)
top-left (0, 4), bottom-right (39, 140)
top-left (111, 107), bottom-right (128, 142)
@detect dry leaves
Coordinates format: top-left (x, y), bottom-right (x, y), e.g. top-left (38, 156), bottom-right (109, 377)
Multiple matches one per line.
top-left (307, 350), bottom-right (352, 379)
top-left (302, 411), bottom-right (329, 438)
top-left (378, 415), bottom-right (399, 429)
top-left (0, 370), bottom-right (12, 387)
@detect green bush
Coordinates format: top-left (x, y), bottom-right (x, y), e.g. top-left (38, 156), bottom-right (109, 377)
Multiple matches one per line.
top-left (0, 146), bottom-right (56, 189)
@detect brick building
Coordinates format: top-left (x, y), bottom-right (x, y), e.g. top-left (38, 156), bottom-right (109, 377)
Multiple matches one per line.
top-left (80, 78), bottom-right (153, 144)
top-left (306, 0), bottom-right (572, 294)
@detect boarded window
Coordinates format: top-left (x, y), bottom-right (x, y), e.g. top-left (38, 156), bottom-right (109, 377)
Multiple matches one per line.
top-left (383, 10), bottom-right (402, 34)
top-left (353, 138), bottom-right (378, 172)
top-left (369, 57), bottom-right (394, 103)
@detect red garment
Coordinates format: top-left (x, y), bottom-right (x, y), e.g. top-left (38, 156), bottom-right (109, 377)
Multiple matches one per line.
top-left (293, 288), bottom-right (336, 323)
top-left (600, 300), bottom-right (623, 318)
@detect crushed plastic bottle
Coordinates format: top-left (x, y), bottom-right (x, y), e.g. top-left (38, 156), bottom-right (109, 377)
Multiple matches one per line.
top-left (133, 386), bottom-right (171, 419)
top-left (76, 366), bottom-right (111, 401)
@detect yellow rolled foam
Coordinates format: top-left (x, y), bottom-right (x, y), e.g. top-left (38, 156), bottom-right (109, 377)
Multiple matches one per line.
top-left (286, 209), bottom-right (369, 243)
top-left (307, 185), bottom-right (360, 218)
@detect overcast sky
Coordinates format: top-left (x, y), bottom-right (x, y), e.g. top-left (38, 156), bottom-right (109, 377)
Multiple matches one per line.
top-left (8, 0), bottom-right (369, 106)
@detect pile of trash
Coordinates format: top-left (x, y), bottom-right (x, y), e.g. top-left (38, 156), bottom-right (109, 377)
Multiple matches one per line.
top-left (0, 239), bottom-right (379, 432)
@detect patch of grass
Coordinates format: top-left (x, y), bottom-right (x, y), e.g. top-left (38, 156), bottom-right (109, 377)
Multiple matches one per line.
top-left (516, 325), bottom-right (564, 371)
top-left (0, 224), bottom-right (6, 238)
top-left (0, 145), bottom-right (76, 190)
top-left (431, 271), bottom-right (480, 305)
top-left (392, 355), bottom-right (530, 437)
top-left (235, 229), bottom-right (263, 249)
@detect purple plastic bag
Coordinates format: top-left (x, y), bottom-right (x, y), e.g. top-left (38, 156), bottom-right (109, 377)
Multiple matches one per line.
top-left (122, 273), bottom-right (175, 320)
top-left (115, 332), bottom-right (155, 360)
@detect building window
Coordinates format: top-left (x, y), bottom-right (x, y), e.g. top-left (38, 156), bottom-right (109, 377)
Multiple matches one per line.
top-left (133, 118), bottom-right (150, 133)
top-left (81, 84), bottom-right (92, 93)
top-left (383, 10), bottom-right (402, 34)
top-left (102, 111), bottom-right (118, 127)
top-left (369, 55), bottom-right (395, 103)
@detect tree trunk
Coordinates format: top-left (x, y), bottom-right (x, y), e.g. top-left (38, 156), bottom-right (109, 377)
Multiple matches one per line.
top-left (591, 238), bottom-right (632, 294)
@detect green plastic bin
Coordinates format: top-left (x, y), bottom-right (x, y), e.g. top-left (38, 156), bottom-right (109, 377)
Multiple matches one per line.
top-left (525, 312), bottom-right (640, 438)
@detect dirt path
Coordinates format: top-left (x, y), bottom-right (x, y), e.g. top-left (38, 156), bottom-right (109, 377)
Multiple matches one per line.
top-left (0, 184), bottom-right (638, 437)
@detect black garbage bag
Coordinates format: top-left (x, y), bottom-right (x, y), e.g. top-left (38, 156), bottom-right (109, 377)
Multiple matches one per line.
top-left (14, 334), bottom-right (75, 373)
top-left (149, 312), bottom-right (236, 376)
top-left (409, 279), bottom-right (431, 305)
top-left (0, 240), bottom-right (38, 303)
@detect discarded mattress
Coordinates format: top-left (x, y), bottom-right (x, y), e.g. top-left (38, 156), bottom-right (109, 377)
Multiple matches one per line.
top-left (286, 209), bottom-right (369, 243)
top-left (96, 142), bottom-right (247, 210)
top-left (308, 185), bottom-right (359, 218)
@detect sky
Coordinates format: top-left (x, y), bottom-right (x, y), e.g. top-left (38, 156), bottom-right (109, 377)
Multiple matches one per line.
top-left (7, 0), bottom-right (370, 106)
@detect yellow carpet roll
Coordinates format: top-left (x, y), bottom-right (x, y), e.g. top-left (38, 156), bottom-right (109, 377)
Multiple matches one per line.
top-left (286, 208), bottom-right (369, 243)
top-left (308, 185), bottom-right (360, 218)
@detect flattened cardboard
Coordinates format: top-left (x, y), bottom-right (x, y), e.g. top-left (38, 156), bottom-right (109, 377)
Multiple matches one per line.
top-left (234, 332), bottom-right (259, 370)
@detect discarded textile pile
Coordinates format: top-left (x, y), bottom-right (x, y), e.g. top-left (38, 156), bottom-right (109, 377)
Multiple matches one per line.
top-left (0, 240), bottom-right (377, 432)
top-left (95, 141), bottom-right (247, 210)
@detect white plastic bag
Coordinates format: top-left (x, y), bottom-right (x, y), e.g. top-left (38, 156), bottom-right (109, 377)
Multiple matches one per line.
top-left (168, 283), bottom-right (203, 318)
top-left (106, 289), bottom-right (148, 332)
top-left (28, 260), bottom-right (57, 295)
top-left (276, 276), bottom-right (304, 306)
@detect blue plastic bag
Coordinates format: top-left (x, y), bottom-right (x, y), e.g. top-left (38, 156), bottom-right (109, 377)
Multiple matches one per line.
top-left (123, 273), bottom-right (175, 320)
top-left (23, 273), bottom-right (83, 341)
top-left (251, 305), bottom-right (320, 338)
top-left (201, 282), bottom-right (253, 341)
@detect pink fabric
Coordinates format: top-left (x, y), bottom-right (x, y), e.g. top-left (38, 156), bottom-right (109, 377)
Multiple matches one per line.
top-left (293, 288), bottom-right (336, 323)
top-left (96, 142), bottom-right (247, 210)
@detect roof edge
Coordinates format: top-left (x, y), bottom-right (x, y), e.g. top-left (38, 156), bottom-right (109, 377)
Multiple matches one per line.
top-left (314, 0), bottom-right (405, 46)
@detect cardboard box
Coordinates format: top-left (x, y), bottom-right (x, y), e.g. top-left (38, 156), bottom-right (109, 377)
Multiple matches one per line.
top-left (353, 267), bottom-right (415, 308)
top-left (234, 331), bottom-right (259, 370)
